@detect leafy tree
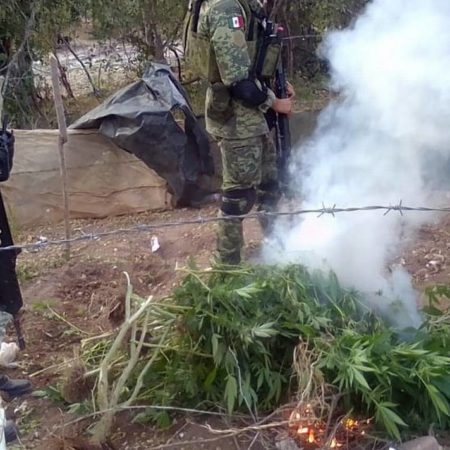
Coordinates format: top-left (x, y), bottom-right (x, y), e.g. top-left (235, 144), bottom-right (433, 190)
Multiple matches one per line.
top-left (0, 0), bottom-right (185, 126)
top-left (0, 0), bottom-right (86, 126)
top-left (273, 0), bottom-right (370, 77)
top-left (0, 0), bottom-right (369, 126)
top-left (88, 0), bottom-right (185, 62)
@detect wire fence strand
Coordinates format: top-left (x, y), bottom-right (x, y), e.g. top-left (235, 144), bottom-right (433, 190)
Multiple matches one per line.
top-left (1, 202), bottom-right (450, 254)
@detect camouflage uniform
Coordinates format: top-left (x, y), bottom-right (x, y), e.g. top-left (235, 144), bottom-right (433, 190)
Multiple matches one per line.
top-left (193, 0), bottom-right (281, 264)
top-left (0, 312), bottom-right (12, 344)
top-left (0, 190), bottom-right (22, 349)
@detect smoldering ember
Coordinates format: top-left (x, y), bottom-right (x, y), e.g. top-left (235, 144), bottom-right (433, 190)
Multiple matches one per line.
top-left (0, 0), bottom-right (449, 449)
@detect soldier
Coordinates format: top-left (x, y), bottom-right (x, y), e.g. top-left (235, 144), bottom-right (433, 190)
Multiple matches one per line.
top-left (0, 104), bottom-right (33, 443)
top-left (185, 0), bottom-right (294, 264)
top-left (0, 206), bottom-right (31, 442)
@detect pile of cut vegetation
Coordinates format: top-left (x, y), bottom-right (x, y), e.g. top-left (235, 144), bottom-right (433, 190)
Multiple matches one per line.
top-left (78, 264), bottom-right (450, 443)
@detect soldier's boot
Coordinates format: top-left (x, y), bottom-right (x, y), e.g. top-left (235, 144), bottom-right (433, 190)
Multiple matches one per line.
top-left (4, 420), bottom-right (19, 443)
top-left (0, 375), bottom-right (32, 399)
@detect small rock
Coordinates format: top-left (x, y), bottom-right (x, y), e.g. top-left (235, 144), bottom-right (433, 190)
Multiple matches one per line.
top-left (399, 436), bottom-right (442, 450)
top-left (276, 438), bottom-right (301, 450)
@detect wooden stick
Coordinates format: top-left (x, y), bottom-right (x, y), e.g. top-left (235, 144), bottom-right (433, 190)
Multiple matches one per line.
top-left (0, 76), bottom-right (4, 119)
top-left (50, 54), bottom-right (71, 260)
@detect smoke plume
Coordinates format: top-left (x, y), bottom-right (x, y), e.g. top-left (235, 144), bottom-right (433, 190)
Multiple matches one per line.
top-left (266, 0), bottom-right (450, 327)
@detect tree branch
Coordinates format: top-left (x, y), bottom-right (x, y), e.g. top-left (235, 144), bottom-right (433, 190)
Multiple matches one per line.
top-left (63, 39), bottom-right (100, 98)
top-left (269, 0), bottom-right (287, 21)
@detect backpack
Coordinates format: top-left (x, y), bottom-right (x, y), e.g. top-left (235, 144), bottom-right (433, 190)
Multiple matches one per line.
top-left (0, 118), bottom-right (14, 182)
top-left (183, 0), bottom-right (280, 82)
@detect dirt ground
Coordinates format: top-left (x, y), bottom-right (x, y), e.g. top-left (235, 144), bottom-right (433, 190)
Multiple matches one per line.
top-left (4, 205), bottom-right (450, 449)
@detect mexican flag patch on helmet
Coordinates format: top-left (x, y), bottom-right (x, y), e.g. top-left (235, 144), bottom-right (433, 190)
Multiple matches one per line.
top-left (229, 16), bottom-right (244, 29)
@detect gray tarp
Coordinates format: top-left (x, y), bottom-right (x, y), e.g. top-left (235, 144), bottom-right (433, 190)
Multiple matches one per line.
top-left (71, 63), bottom-right (214, 206)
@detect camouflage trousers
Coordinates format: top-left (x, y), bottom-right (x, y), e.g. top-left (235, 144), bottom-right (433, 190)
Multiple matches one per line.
top-left (216, 134), bottom-right (280, 264)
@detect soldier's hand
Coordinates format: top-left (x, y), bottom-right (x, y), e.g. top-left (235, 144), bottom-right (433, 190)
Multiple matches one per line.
top-left (286, 81), bottom-right (295, 98)
top-left (272, 97), bottom-right (293, 116)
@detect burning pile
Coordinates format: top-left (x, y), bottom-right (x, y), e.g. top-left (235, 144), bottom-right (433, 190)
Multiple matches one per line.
top-left (79, 264), bottom-right (450, 441)
top-left (289, 405), bottom-right (372, 449)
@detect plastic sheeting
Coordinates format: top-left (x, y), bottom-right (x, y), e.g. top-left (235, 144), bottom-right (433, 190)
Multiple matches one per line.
top-left (71, 63), bottom-right (214, 206)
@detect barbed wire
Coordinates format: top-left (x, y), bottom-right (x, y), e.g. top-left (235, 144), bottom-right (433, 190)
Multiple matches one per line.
top-left (283, 34), bottom-right (324, 40)
top-left (1, 202), bottom-right (450, 254)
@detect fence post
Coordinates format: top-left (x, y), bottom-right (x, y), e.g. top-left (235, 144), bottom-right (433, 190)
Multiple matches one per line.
top-left (0, 76), bottom-right (4, 119)
top-left (50, 55), bottom-right (71, 260)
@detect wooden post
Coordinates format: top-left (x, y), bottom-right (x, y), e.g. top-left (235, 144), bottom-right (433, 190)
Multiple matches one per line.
top-left (0, 76), bottom-right (4, 119)
top-left (50, 55), bottom-right (71, 260)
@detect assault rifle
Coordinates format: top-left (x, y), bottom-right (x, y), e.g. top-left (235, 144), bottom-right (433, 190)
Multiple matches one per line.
top-left (253, 20), bottom-right (292, 192)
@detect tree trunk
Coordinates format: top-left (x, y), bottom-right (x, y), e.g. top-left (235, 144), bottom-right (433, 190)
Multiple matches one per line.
top-left (2, 1), bottom-right (40, 128)
top-left (282, 3), bottom-right (294, 78)
top-left (141, 0), bottom-right (167, 62)
top-left (6, 50), bottom-right (36, 128)
top-left (152, 29), bottom-right (166, 62)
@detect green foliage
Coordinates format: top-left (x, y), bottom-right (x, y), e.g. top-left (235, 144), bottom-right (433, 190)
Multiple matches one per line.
top-left (80, 264), bottom-right (450, 439)
top-left (33, 385), bottom-right (93, 416)
top-left (288, 0), bottom-right (370, 33)
top-left (88, 0), bottom-right (186, 60)
top-left (0, 0), bottom-right (84, 126)
top-left (0, 0), bottom-right (185, 126)
top-left (33, 385), bottom-right (66, 404)
top-left (0, 0), bottom-right (371, 125)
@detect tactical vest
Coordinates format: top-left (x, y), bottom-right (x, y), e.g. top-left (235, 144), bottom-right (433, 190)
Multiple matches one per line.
top-left (183, 0), bottom-right (281, 83)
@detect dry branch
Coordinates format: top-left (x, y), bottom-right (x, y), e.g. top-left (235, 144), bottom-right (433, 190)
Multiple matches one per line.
top-left (92, 274), bottom-right (160, 442)
top-left (50, 54), bottom-right (71, 260)
top-left (62, 39), bottom-right (100, 98)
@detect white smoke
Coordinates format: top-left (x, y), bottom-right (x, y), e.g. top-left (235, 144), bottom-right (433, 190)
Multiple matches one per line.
top-left (265, 0), bottom-right (450, 327)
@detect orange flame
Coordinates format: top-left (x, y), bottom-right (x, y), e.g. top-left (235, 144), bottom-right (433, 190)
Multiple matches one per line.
top-left (343, 418), bottom-right (359, 429)
top-left (290, 409), bottom-right (370, 449)
top-left (330, 438), bottom-right (344, 448)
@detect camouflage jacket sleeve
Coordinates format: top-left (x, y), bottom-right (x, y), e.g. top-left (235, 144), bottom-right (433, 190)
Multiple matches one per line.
top-left (208, 0), bottom-right (252, 86)
top-left (259, 86), bottom-right (275, 112)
